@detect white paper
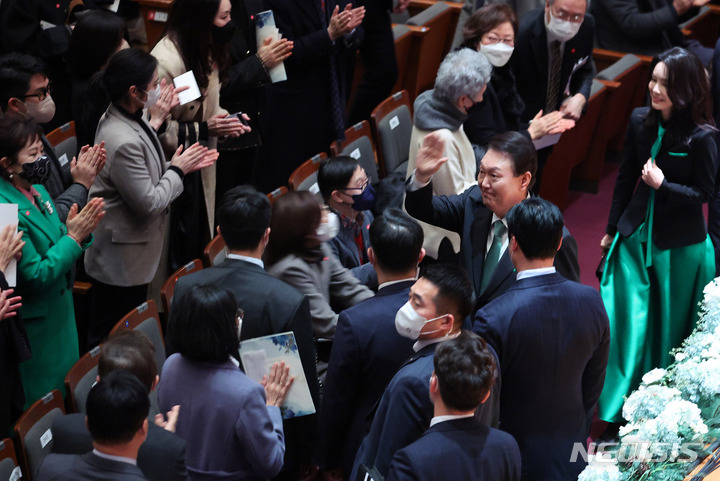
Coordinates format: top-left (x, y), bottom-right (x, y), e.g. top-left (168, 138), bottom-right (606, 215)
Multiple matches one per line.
top-left (9, 466), bottom-right (21, 481)
top-left (350, 148), bottom-right (361, 160)
top-left (255, 10), bottom-right (287, 83)
top-left (0, 204), bottom-right (18, 287)
top-left (239, 331), bottom-right (316, 418)
top-left (40, 428), bottom-right (52, 448)
top-left (173, 71), bottom-right (202, 106)
top-left (533, 132), bottom-right (561, 151)
top-left (58, 153), bottom-right (69, 167)
top-left (106, 0), bottom-right (121, 12)
top-left (389, 116), bottom-right (400, 130)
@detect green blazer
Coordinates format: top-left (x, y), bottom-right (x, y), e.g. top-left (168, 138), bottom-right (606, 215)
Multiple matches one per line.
top-left (0, 178), bottom-right (88, 407)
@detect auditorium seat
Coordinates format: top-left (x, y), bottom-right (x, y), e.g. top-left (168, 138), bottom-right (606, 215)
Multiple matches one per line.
top-left (203, 234), bottom-right (227, 268)
top-left (288, 153), bottom-right (328, 193)
top-left (540, 79), bottom-right (610, 210)
top-left (0, 438), bottom-right (22, 481)
top-left (45, 121), bottom-right (77, 164)
top-left (161, 259), bottom-right (203, 318)
top-left (64, 345), bottom-right (101, 414)
top-left (330, 121), bottom-right (380, 184)
top-left (110, 300), bottom-right (165, 375)
top-left (267, 186), bottom-right (289, 205)
top-left (371, 90), bottom-right (414, 177)
top-left (680, 5), bottom-right (720, 48)
top-left (14, 390), bottom-right (65, 481)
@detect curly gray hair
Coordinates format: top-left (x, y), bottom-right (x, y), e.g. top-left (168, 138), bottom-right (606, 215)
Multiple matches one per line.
top-left (433, 49), bottom-right (492, 103)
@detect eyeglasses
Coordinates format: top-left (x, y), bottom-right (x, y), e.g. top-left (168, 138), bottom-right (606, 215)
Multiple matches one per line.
top-left (551, 7), bottom-right (584, 23)
top-left (341, 177), bottom-right (370, 192)
top-left (20, 84), bottom-right (52, 101)
top-left (484, 35), bottom-right (514, 46)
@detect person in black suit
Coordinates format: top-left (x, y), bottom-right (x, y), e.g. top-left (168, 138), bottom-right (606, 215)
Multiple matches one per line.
top-left (592, 0), bottom-right (712, 64)
top-left (598, 48), bottom-right (717, 424)
top-left (351, 264), bottom-right (501, 480)
top-left (511, 0), bottom-right (595, 187)
top-left (51, 331), bottom-right (189, 481)
top-left (386, 331), bottom-right (521, 481)
top-left (405, 131), bottom-right (579, 307)
top-left (257, 0), bottom-right (365, 192)
top-left (39, 371), bottom-right (151, 481)
top-left (171, 185), bottom-right (319, 480)
top-left (319, 208), bottom-right (424, 479)
top-left (474, 198), bottom-right (609, 481)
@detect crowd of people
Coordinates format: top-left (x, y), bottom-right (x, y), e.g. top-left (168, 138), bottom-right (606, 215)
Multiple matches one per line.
top-left (0, 0), bottom-right (719, 479)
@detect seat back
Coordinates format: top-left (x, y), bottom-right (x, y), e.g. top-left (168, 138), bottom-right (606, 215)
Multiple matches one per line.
top-left (288, 153), bottom-right (328, 193)
top-left (14, 391), bottom-right (65, 481)
top-left (0, 438), bottom-right (22, 481)
top-left (680, 5), bottom-right (719, 48)
top-left (405, 2), bottom-right (453, 98)
top-left (596, 54), bottom-right (644, 146)
top-left (202, 234), bottom-right (227, 268)
top-left (45, 121), bottom-right (77, 165)
top-left (161, 259), bottom-right (203, 317)
top-left (371, 90), bottom-right (413, 176)
top-left (64, 345), bottom-right (101, 414)
top-left (110, 300), bottom-right (165, 374)
top-left (392, 24), bottom-right (414, 93)
top-left (267, 186), bottom-right (289, 205)
top-left (330, 121), bottom-right (380, 184)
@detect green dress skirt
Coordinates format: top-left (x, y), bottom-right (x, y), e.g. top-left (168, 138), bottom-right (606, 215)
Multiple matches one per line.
top-left (597, 223), bottom-right (715, 422)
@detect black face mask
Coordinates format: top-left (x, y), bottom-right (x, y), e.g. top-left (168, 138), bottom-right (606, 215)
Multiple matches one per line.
top-left (212, 22), bottom-right (236, 45)
top-left (18, 155), bottom-right (51, 184)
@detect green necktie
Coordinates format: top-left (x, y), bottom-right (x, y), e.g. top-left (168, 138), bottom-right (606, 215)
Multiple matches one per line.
top-left (480, 220), bottom-right (506, 292)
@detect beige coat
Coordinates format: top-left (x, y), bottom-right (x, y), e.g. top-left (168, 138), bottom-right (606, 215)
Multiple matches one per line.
top-left (406, 127), bottom-right (477, 259)
top-left (150, 36), bottom-right (227, 235)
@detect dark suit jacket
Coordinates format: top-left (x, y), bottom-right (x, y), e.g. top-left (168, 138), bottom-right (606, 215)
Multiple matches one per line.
top-left (592, 0), bottom-right (689, 56)
top-left (710, 40), bottom-right (720, 274)
top-left (51, 413), bottom-right (188, 481)
top-left (511, 8), bottom-right (596, 121)
top-left (40, 134), bottom-right (88, 223)
top-left (607, 107), bottom-right (718, 249)
top-left (404, 183), bottom-right (580, 306)
top-left (386, 418), bottom-right (522, 481)
top-left (37, 452), bottom-right (146, 481)
top-left (351, 339), bottom-right (501, 479)
top-left (172, 258), bottom-right (319, 473)
top-left (319, 280), bottom-right (416, 476)
top-left (474, 272), bottom-right (610, 481)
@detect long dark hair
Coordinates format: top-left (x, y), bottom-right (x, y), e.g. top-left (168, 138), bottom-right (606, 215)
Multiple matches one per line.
top-left (264, 191), bottom-right (323, 266)
top-left (164, 0), bottom-right (230, 90)
top-left (646, 47), bottom-right (715, 133)
top-left (67, 10), bottom-right (126, 81)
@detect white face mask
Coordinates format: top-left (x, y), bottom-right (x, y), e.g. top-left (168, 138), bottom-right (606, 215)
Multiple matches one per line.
top-left (143, 84), bottom-right (161, 108)
top-left (394, 301), bottom-right (447, 340)
top-left (316, 212), bottom-right (340, 243)
top-left (480, 42), bottom-right (514, 67)
top-left (545, 9), bottom-right (581, 42)
top-left (24, 95), bottom-right (56, 124)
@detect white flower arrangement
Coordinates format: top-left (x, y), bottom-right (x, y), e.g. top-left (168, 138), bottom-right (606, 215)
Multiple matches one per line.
top-left (671, 358), bottom-right (720, 404)
top-left (641, 368), bottom-right (668, 386)
top-left (578, 461), bottom-right (625, 481)
top-left (622, 385), bottom-right (682, 424)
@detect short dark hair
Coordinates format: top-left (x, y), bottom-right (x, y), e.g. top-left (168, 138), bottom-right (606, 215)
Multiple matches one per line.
top-left (93, 48), bottom-right (157, 105)
top-left (317, 156), bottom-right (359, 202)
top-left (420, 264), bottom-right (475, 327)
top-left (369, 208), bottom-right (423, 274)
top-left (166, 284), bottom-right (240, 363)
top-left (99, 331), bottom-right (157, 391)
top-left (265, 191), bottom-right (322, 265)
top-left (217, 185), bottom-right (271, 251)
top-left (0, 53), bottom-right (46, 113)
top-left (461, 3), bottom-right (518, 50)
top-left (506, 197), bottom-right (564, 260)
top-left (488, 131), bottom-right (537, 189)
top-left (434, 331), bottom-right (496, 411)
top-left (86, 370), bottom-right (150, 445)
top-left (0, 115), bottom-right (42, 181)
top-left (67, 10), bottom-right (126, 81)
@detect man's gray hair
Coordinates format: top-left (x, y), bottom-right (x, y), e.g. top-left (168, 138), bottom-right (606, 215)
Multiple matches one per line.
top-left (433, 49), bottom-right (492, 103)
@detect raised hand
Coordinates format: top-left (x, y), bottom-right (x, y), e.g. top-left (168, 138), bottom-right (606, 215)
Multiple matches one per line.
top-left (65, 198), bottom-right (106, 244)
top-left (71, 142), bottom-right (106, 188)
top-left (149, 78), bottom-right (189, 130)
top-left (414, 132), bottom-right (448, 184)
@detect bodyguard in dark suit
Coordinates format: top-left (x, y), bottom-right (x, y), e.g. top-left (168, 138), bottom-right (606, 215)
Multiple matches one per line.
top-left (38, 371), bottom-right (152, 481)
top-left (386, 331), bottom-right (521, 481)
top-left (474, 198), bottom-right (609, 481)
top-left (319, 209), bottom-right (424, 479)
top-left (171, 186), bottom-right (319, 479)
top-left (351, 264), bottom-right (500, 480)
top-left (405, 131), bottom-right (579, 307)
top-left (51, 331), bottom-right (189, 481)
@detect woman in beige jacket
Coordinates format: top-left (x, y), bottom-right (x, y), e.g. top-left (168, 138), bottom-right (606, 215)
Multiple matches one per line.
top-left (151, 0), bottom-right (249, 271)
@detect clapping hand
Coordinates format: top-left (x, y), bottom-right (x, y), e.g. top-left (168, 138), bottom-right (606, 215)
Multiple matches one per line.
top-left (71, 142), bottom-right (106, 189)
top-left (207, 113), bottom-right (251, 138)
top-left (170, 143), bottom-right (219, 174)
top-left (414, 132), bottom-right (448, 184)
top-left (0, 225), bottom-right (24, 273)
top-left (66, 198), bottom-right (106, 245)
top-left (258, 37), bottom-right (294, 69)
top-left (327, 4), bottom-right (365, 41)
top-left (559, 94), bottom-right (586, 121)
top-left (154, 405), bottom-right (180, 433)
top-left (149, 79), bottom-right (189, 130)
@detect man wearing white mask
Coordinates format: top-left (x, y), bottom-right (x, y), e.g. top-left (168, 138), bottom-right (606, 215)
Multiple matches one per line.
top-left (0, 52), bottom-right (105, 222)
top-left (510, 0), bottom-right (595, 189)
top-left (350, 263), bottom-right (501, 481)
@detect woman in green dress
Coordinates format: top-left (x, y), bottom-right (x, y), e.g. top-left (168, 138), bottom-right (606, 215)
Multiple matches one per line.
top-left (0, 115), bottom-right (105, 407)
top-left (598, 47), bottom-right (717, 423)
